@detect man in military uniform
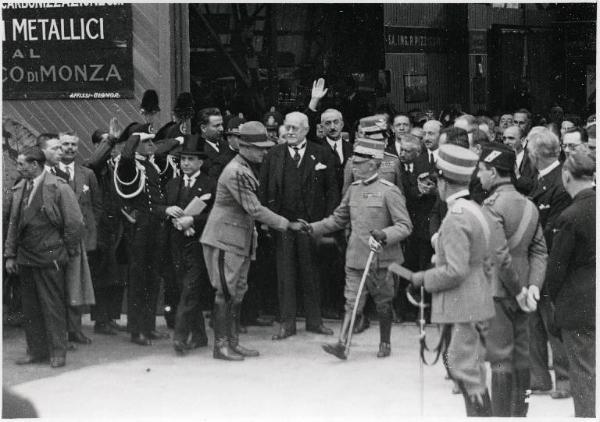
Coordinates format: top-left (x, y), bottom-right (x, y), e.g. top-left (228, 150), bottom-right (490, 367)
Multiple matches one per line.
top-left (405, 144), bottom-right (516, 416)
top-left (301, 136), bottom-right (412, 359)
top-left (201, 122), bottom-right (300, 361)
top-left (114, 124), bottom-right (176, 345)
top-left (164, 135), bottom-right (216, 355)
top-left (477, 143), bottom-right (548, 416)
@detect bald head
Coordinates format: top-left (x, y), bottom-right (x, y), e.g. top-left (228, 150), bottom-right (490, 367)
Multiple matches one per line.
top-left (502, 125), bottom-right (523, 153)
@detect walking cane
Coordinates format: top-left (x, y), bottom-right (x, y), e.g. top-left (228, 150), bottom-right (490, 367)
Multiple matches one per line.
top-left (344, 248), bottom-right (377, 357)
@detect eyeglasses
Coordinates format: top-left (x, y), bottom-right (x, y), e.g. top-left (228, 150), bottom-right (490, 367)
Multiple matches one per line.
top-left (514, 121), bottom-right (526, 125)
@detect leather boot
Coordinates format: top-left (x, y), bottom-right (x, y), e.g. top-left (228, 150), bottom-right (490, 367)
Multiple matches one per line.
top-left (511, 368), bottom-right (530, 417)
top-left (212, 302), bottom-right (243, 361)
top-left (491, 371), bottom-right (513, 416)
top-left (458, 382), bottom-right (492, 417)
top-left (376, 303), bottom-right (393, 358)
top-left (229, 302), bottom-right (259, 357)
top-left (322, 312), bottom-right (352, 360)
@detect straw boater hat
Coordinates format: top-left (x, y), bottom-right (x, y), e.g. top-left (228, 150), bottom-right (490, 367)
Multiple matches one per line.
top-left (237, 121), bottom-right (276, 148)
top-left (436, 144), bottom-right (478, 183)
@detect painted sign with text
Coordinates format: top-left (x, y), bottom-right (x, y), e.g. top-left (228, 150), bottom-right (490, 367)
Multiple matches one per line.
top-left (384, 26), bottom-right (449, 54)
top-left (2, 3), bottom-right (133, 100)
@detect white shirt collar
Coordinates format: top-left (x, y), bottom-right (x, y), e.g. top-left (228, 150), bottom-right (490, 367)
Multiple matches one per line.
top-left (205, 139), bottom-right (219, 152)
top-left (288, 141), bottom-right (307, 160)
top-left (183, 170), bottom-right (201, 181)
top-left (446, 189), bottom-right (470, 205)
top-left (516, 150), bottom-right (524, 168)
top-left (26, 172), bottom-right (45, 206)
top-left (326, 137), bottom-right (344, 162)
top-left (538, 160), bottom-right (560, 179)
top-left (59, 161), bottom-right (75, 180)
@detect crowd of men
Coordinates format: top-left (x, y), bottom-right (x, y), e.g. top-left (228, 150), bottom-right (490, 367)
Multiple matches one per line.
top-left (3, 78), bottom-right (595, 418)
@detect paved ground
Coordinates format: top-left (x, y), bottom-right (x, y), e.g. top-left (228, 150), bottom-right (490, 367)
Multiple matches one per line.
top-left (3, 316), bottom-right (574, 419)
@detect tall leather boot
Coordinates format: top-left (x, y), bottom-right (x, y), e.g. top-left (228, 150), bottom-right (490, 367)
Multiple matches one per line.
top-left (458, 382), bottom-right (492, 417)
top-left (322, 312), bottom-right (352, 360)
top-left (377, 303), bottom-right (392, 358)
top-left (511, 368), bottom-right (530, 417)
top-left (212, 302), bottom-right (243, 361)
top-left (491, 371), bottom-right (513, 416)
top-left (229, 302), bottom-right (259, 357)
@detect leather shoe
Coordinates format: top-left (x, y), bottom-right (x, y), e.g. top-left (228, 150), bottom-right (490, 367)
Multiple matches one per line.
top-left (352, 315), bottom-right (370, 334)
top-left (50, 356), bottom-right (66, 368)
top-left (68, 332), bottom-right (92, 344)
top-left (16, 355), bottom-right (48, 365)
top-left (306, 324), bottom-right (334, 335)
top-left (186, 336), bottom-right (208, 349)
top-left (377, 342), bottom-right (391, 358)
top-left (131, 333), bottom-right (152, 346)
top-left (322, 341), bottom-right (347, 360)
top-left (272, 326), bottom-right (296, 340)
top-left (148, 330), bottom-right (170, 340)
top-left (94, 323), bottom-right (117, 335)
top-left (173, 340), bottom-right (187, 356)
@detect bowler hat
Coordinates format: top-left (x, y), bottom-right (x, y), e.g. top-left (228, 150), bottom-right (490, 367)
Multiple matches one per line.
top-left (436, 144), bottom-right (478, 183)
top-left (480, 143), bottom-right (515, 171)
top-left (175, 134), bottom-right (207, 159)
top-left (140, 89), bottom-right (160, 114)
top-left (225, 116), bottom-right (247, 136)
top-left (237, 121), bottom-right (275, 148)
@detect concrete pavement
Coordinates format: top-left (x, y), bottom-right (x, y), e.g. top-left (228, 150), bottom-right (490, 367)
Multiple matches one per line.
top-left (3, 316), bottom-right (574, 419)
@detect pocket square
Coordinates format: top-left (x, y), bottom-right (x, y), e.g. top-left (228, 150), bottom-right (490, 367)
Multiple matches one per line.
top-left (82, 184), bottom-right (89, 193)
top-left (538, 204), bottom-right (550, 210)
top-left (315, 163), bottom-right (327, 171)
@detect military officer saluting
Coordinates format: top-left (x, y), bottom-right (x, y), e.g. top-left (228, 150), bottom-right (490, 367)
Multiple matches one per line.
top-left (477, 143), bottom-right (548, 417)
top-left (404, 144), bottom-right (516, 417)
top-left (114, 123), bottom-right (176, 346)
top-left (300, 136), bottom-right (412, 359)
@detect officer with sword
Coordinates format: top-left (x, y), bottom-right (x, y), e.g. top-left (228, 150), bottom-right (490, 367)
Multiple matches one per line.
top-left (293, 135), bottom-right (412, 359)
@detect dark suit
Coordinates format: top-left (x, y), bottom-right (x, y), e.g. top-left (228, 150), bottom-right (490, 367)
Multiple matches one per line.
top-left (546, 188), bottom-right (595, 417)
top-left (84, 138), bottom-right (129, 325)
top-left (515, 147), bottom-right (537, 195)
top-left (4, 173), bottom-right (84, 360)
top-left (201, 138), bottom-right (231, 180)
top-left (260, 141), bottom-right (340, 330)
top-left (165, 172), bottom-right (216, 344)
top-left (528, 162), bottom-right (572, 392)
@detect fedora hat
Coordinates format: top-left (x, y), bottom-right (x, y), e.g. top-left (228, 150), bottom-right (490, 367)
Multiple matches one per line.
top-left (237, 121), bottom-right (275, 148)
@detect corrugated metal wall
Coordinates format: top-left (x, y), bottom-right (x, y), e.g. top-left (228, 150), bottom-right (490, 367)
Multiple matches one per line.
top-left (2, 4), bottom-right (176, 158)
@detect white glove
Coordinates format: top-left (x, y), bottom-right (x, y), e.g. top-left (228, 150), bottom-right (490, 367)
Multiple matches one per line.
top-left (516, 287), bottom-right (533, 313)
top-left (527, 285), bottom-right (540, 312)
top-left (368, 236), bottom-right (382, 252)
top-left (133, 132), bottom-right (155, 141)
top-left (430, 232), bottom-right (439, 251)
top-left (175, 136), bottom-right (184, 145)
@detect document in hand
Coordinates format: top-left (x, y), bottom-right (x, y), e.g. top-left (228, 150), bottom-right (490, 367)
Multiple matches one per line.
top-left (183, 193), bottom-right (211, 216)
top-left (387, 263), bottom-right (414, 280)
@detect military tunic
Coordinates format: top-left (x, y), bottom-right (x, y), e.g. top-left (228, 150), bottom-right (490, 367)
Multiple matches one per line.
top-left (311, 175), bottom-right (412, 313)
top-left (422, 193), bottom-right (512, 395)
top-left (114, 134), bottom-right (169, 336)
top-left (482, 183), bottom-right (547, 373)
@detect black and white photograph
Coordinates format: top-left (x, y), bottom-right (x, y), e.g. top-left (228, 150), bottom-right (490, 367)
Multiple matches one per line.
top-left (1, 2), bottom-right (596, 420)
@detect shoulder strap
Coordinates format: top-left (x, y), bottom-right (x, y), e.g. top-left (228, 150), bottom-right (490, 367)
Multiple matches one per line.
top-left (507, 199), bottom-right (536, 250)
top-left (460, 200), bottom-right (491, 248)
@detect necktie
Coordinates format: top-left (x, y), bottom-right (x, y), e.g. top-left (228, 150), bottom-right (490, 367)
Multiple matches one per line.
top-left (51, 167), bottom-right (57, 175)
top-left (183, 176), bottom-right (190, 188)
top-left (429, 151), bottom-right (435, 169)
top-left (332, 143), bottom-right (342, 165)
top-left (292, 147), bottom-right (301, 166)
top-left (22, 181), bottom-right (33, 208)
top-left (65, 166), bottom-right (71, 181)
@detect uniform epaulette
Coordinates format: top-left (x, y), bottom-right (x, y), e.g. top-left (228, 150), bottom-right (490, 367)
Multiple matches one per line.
top-left (450, 203), bottom-right (463, 214)
top-left (351, 180), bottom-right (362, 185)
top-left (383, 151), bottom-right (398, 160)
top-left (378, 178), bottom-right (394, 187)
top-left (483, 192), bottom-right (499, 206)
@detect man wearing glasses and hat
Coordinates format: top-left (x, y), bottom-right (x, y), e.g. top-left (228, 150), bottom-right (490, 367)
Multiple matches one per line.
top-left (201, 122), bottom-right (301, 361)
top-left (163, 135), bottom-right (216, 355)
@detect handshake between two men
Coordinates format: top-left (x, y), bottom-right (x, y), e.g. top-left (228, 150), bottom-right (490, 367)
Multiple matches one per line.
top-left (288, 219), bottom-right (388, 250)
